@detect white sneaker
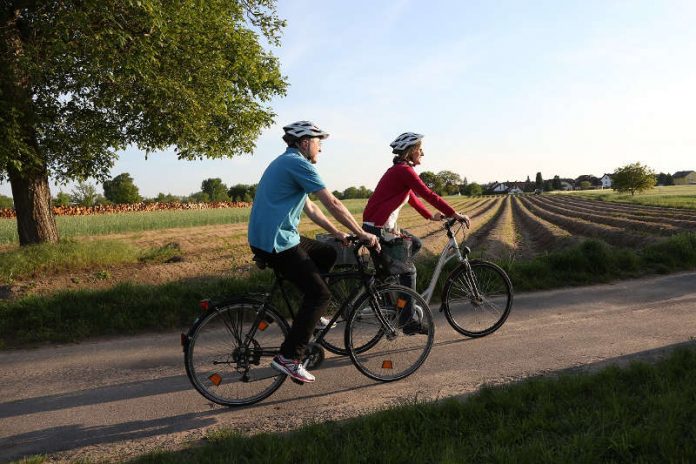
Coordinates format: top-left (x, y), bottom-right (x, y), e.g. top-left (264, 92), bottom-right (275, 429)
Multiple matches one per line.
top-left (315, 316), bottom-right (337, 330)
top-left (271, 354), bottom-right (316, 383)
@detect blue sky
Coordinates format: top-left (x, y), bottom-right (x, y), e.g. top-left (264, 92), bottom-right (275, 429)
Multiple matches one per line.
top-left (2, 0), bottom-right (695, 198)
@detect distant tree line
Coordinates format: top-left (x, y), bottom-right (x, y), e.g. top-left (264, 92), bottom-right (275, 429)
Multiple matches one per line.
top-left (1, 166), bottom-right (679, 210)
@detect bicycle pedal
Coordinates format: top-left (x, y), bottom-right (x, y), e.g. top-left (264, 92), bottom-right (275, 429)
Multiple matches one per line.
top-left (290, 377), bottom-right (305, 386)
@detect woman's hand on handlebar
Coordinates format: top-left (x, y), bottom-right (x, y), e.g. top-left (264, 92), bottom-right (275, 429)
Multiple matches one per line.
top-left (453, 212), bottom-right (471, 228)
top-left (433, 211), bottom-right (470, 228)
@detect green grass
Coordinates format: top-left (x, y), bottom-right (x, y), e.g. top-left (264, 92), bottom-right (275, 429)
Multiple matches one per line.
top-left (0, 271), bottom-right (276, 349)
top-left (0, 208), bottom-right (253, 244)
top-left (0, 240), bottom-right (141, 284)
top-left (2, 233), bottom-right (696, 349)
top-left (504, 233), bottom-right (696, 291)
top-left (13, 344), bottom-right (689, 464)
top-left (0, 199), bottom-right (371, 244)
top-left (0, 240), bottom-right (189, 284)
top-left (562, 184), bottom-right (696, 209)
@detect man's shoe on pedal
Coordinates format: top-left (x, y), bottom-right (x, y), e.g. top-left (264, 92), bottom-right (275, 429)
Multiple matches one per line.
top-left (402, 305), bottom-right (427, 335)
top-left (402, 320), bottom-right (428, 335)
top-left (271, 354), bottom-right (316, 383)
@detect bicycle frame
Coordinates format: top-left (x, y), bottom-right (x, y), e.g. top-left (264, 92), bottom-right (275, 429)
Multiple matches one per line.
top-left (420, 221), bottom-right (467, 305)
top-left (243, 240), bottom-right (399, 359)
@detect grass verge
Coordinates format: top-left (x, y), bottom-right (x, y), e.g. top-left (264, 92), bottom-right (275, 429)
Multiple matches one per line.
top-left (0, 240), bottom-right (188, 284)
top-left (17, 344), bottom-right (693, 464)
top-left (2, 233), bottom-right (696, 349)
top-left (0, 271), bottom-right (274, 349)
top-left (0, 240), bottom-right (140, 284)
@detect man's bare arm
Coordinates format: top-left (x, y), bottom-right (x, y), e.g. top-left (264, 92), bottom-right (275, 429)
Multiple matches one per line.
top-left (312, 189), bottom-right (380, 249)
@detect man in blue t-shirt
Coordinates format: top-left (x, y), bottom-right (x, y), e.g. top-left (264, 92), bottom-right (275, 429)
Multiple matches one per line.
top-left (248, 121), bottom-right (379, 383)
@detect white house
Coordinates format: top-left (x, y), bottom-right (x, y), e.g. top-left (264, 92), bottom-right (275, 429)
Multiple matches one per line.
top-left (600, 174), bottom-right (613, 189)
top-left (490, 182), bottom-right (508, 193)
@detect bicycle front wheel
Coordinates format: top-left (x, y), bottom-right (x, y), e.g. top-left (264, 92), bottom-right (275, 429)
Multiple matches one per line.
top-left (442, 260), bottom-right (513, 337)
top-left (184, 298), bottom-right (289, 406)
top-left (320, 274), bottom-right (364, 356)
top-left (345, 284), bottom-right (434, 382)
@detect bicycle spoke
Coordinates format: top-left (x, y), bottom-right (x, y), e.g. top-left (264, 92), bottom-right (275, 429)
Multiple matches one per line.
top-left (184, 301), bottom-right (289, 406)
top-left (443, 261), bottom-right (512, 337)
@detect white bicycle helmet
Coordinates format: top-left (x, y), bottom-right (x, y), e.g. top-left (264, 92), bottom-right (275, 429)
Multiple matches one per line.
top-left (282, 121), bottom-right (330, 139)
top-left (390, 132), bottom-right (424, 153)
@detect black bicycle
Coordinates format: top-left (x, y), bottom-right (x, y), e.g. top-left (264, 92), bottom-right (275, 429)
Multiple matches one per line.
top-left (182, 237), bottom-right (434, 406)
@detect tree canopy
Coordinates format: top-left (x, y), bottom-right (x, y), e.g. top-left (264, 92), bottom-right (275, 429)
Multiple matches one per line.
top-left (201, 178), bottom-right (230, 202)
top-left (103, 173), bottom-right (141, 204)
top-left (612, 162), bottom-right (656, 195)
top-left (1, 0), bottom-right (287, 244)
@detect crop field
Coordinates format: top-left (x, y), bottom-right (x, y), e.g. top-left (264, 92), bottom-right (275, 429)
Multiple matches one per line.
top-left (565, 184), bottom-right (696, 209)
top-left (0, 198), bottom-right (368, 245)
top-left (1, 191), bottom-right (695, 298)
top-left (399, 193), bottom-right (696, 263)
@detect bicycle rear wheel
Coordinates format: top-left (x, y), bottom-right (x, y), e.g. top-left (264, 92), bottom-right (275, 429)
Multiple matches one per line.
top-left (442, 260), bottom-right (513, 337)
top-left (345, 284), bottom-right (434, 382)
top-left (184, 298), bottom-right (289, 406)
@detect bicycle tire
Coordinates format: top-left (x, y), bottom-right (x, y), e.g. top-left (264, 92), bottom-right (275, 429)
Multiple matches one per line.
top-left (184, 298), bottom-right (289, 406)
top-left (345, 284), bottom-right (434, 382)
top-left (321, 274), bottom-right (384, 356)
top-left (441, 260), bottom-right (513, 337)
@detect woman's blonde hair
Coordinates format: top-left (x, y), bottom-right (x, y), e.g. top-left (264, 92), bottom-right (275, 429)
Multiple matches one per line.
top-left (392, 141), bottom-right (422, 165)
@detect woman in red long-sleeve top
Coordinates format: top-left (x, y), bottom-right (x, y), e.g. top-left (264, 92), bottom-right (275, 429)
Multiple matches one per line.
top-left (363, 132), bottom-right (470, 290)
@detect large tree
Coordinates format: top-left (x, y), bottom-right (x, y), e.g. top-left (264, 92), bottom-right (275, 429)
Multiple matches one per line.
top-left (612, 162), bottom-right (656, 196)
top-left (103, 172), bottom-right (141, 204)
top-left (201, 178), bottom-right (230, 202)
top-left (1, 1), bottom-right (286, 245)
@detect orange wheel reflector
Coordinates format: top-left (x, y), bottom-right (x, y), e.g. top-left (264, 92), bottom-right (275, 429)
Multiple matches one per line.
top-left (258, 321), bottom-right (269, 331)
top-left (396, 298), bottom-right (407, 309)
top-left (208, 373), bottom-right (222, 386)
top-left (382, 360), bottom-right (393, 369)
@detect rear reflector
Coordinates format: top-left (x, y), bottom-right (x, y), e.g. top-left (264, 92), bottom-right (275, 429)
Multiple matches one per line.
top-left (258, 321), bottom-right (269, 331)
top-left (396, 298), bottom-right (407, 309)
top-left (382, 360), bottom-right (393, 369)
top-left (199, 300), bottom-right (210, 311)
top-left (208, 373), bottom-right (222, 386)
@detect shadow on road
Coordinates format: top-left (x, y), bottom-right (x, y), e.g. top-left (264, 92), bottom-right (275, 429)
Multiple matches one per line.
top-left (1, 337), bottom-right (694, 462)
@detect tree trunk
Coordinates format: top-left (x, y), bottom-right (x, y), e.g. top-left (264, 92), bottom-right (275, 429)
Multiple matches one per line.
top-left (2, 5), bottom-right (59, 245)
top-left (8, 164), bottom-right (59, 245)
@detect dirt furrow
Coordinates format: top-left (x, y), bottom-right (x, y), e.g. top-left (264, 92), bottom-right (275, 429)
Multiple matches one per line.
top-left (546, 196), bottom-right (696, 231)
top-left (511, 197), bottom-right (577, 254)
top-left (530, 196), bottom-right (678, 236)
top-left (520, 197), bottom-right (652, 248)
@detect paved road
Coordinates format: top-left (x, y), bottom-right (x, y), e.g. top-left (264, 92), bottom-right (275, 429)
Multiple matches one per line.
top-left (1, 271), bottom-right (695, 463)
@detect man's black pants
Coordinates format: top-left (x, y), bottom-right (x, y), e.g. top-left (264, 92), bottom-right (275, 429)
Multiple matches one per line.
top-left (251, 236), bottom-right (337, 359)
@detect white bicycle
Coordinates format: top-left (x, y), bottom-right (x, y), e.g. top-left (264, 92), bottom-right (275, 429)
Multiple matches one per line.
top-left (419, 218), bottom-right (513, 336)
top-left (324, 218), bottom-right (513, 341)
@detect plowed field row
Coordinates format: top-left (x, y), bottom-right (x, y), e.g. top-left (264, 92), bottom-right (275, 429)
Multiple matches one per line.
top-left (529, 196), bottom-right (678, 236)
top-left (511, 197), bottom-right (576, 252)
top-left (384, 193), bottom-right (695, 263)
top-left (545, 195), bottom-right (696, 230)
top-left (519, 196), bottom-right (652, 248)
